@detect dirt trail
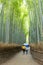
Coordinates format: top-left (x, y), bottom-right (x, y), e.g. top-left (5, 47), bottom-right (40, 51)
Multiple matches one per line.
top-left (1, 48), bottom-right (39, 65)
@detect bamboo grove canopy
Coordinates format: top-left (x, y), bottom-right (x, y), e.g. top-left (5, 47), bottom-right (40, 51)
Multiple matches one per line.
top-left (0, 0), bottom-right (43, 44)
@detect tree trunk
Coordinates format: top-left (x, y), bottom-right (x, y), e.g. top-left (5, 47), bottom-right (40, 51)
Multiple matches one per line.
top-left (38, 0), bottom-right (43, 41)
top-left (33, 0), bottom-right (39, 44)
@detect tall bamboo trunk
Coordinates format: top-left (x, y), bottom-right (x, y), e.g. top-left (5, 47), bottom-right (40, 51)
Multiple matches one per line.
top-left (1, 4), bottom-right (4, 42)
top-left (38, 0), bottom-right (43, 41)
top-left (33, 0), bottom-right (39, 44)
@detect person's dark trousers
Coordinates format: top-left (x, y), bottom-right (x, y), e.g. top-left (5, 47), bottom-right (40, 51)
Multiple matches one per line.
top-left (23, 49), bottom-right (25, 54)
top-left (26, 50), bottom-right (28, 54)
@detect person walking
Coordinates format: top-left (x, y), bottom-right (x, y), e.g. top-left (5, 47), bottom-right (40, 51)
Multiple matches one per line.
top-left (24, 43), bottom-right (29, 54)
top-left (25, 46), bottom-right (29, 54)
top-left (22, 45), bottom-right (26, 54)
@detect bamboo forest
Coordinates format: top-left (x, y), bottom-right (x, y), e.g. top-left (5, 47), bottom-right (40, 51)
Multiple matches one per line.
top-left (0, 0), bottom-right (43, 65)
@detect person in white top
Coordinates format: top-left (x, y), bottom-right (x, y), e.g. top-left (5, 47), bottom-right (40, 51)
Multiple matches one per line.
top-left (24, 43), bottom-right (29, 54)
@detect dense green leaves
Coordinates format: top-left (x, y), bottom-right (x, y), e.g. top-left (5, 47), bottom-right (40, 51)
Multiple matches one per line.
top-left (0, 0), bottom-right (43, 44)
top-left (0, 0), bottom-right (28, 44)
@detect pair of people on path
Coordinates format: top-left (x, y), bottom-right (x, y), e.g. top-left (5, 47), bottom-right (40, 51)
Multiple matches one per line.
top-left (22, 44), bottom-right (29, 54)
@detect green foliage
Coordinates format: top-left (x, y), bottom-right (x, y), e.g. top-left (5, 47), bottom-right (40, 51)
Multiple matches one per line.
top-left (0, 0), bottom-right (43, 44)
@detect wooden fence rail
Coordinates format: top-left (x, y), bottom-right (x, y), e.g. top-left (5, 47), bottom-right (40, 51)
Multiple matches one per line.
top-left (30, 47), bottom-right (43, 65)
top-left (0, 44), bottom-right (21, 64)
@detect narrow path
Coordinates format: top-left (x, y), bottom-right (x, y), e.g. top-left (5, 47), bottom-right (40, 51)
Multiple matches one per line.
top-left (1, 48), bottom-right (39, 65)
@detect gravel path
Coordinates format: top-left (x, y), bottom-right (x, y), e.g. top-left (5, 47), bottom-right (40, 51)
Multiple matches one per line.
top-left (1, 48), bottom-right (39, 65)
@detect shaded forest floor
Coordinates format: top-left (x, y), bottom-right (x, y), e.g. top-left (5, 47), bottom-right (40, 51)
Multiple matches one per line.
top-left (1, 48), bottom-right (39, 65)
